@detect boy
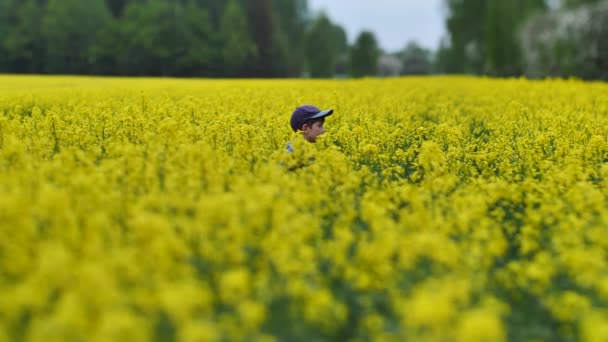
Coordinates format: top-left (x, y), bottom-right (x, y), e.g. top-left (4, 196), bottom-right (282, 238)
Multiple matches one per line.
top-left (287, 105), bottom-right (334, 153)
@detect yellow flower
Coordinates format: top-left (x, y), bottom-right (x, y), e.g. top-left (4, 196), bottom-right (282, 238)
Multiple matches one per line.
top-left (2, 75), bottom-right (608, 340)
top-left (93, 309), bottom-right (150, 342)
top-left (219, 268), bottom-right (251, 304)
top-left (179, 321), bottom-right (220, 342)
top-left (547, 291), bottom-right (591, 322)
top-left (237, 300), bottom-right (267, 329)
top-left (456, 308), bottom-right (506, 342)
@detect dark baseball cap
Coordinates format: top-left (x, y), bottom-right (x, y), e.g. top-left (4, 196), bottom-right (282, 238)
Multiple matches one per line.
top-left (290, 105), bottom-right (334, 132)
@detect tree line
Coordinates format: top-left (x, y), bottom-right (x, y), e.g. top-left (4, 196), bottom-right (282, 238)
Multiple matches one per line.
top-left (0, 0), bottom-right (380, 78)
top-left (1, 0), bottom-right (605, 79)
top-left (435, 0), bottom-right (607, 80)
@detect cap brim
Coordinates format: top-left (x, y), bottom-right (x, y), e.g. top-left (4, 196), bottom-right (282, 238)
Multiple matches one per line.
top-left (310, 109), bottom-right (334, 119)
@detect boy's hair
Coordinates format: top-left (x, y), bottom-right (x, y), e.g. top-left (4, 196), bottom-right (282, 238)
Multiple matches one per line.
top-left (300, 117), bottom-right (325, 131)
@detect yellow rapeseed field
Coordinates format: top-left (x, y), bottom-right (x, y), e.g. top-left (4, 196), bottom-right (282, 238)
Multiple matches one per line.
top-left (1, 75), bottom-right (608, 341)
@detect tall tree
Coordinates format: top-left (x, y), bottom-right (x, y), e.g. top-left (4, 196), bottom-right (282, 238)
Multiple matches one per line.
top-left (484, 0), bottom-right (546, 76)
top-left (42, 0), bottom-right (113, 74)
top-left (483, 0), bottom-right (521, 75)
top-left (304, 14), bottom-right (337, 78)
top-left (105, 0), bottom-right (130, 17)
top-left (243, 0), bottom-right (288, 77)
top-left (4, 0), bottom-right (45, 73)
top-left (435, 37), bottom-right (458, 74)
top-left (332, 24), bottom-right (349, 76)
top-left (441, 0), bottom-right (547, 75)
top-left (195, 0), bottom-right (227, 26)
top-left (0, 0), bottom-right (19, 71)
top-left (120, 0), bottom-right (192, 76)
top-left (519, 0), bottom-right (607, 80)
top-left (332, 24), bottom-right (348, 54)
top-left (219, 0), bottom-right (257, 76)
top-left (178, 1), bottom-right (219, 76)
top-left (444, 0), bottom-right (488, 73)
top-left (89, 13), bottom-right (122, 75)
top-left (349, 31), bottom-right (379, 77)
top-left (273, 0), bottom-right (309, 76)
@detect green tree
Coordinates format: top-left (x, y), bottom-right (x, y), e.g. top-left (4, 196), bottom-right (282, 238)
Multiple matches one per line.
top-left (219, 0), bottom-right (257, 76)
top-left (305, 14), bottom-right (337, 78)
top-left (195, 0), bottom-right (227, 26)
top-left (520, 0), bottom-right (607, 80)
top-left (178, 1), bottom-right (219, 76)
top-left (0, 0), bottom-right (335, 77)
top-left (42, 0), bottom-right (113, 74)
top-left (0, 0), bottom-right (20, 71)
top-left (4, 0), bottom-right (45, 73)
top-left (443, 0), bottom-right (488, 73)
top-left (435, 37), bottom-right (459, 74)
top-left (244, 0), bottom-right (288, 77)
top-left (483, 0), bottom-right (521, 75)
top-left (349, 31), bottom-right (379, 77)
top-left (89, 15), bottom-right (122, 75)
top-left (105, 0), bottom-right (130, 17)
top-left (440, 0), bottom-right (547, 75)
top-left (332, 24), bottom-right (348, 54)
top-left (484, 0), bottom-right (546, 76)
top-left (332, 24), bottom-right (349, 76)
top-left (273, 0), bottom-right (310, 76)
top-left (120, 0), bottom-right (191, 75)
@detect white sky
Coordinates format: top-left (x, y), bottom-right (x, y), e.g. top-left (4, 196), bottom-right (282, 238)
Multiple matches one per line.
top-left (307, 0), bottom-right (446, 52)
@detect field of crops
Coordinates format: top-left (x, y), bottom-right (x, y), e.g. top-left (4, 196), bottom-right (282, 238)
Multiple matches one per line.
top-left (1, 75), bottom-right (608, 341)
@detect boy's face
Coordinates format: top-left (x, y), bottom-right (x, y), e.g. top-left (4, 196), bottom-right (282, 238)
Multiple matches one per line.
top-left (302, 119), bottom-right (325, 143)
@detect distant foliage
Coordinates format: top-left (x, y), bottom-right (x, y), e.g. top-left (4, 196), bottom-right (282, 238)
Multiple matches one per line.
top-left (305, 14), bottom-right (338, 78)
top-left (437, 0), bottom-right (607, 80)
top-left (520, 1), bottom-right (608, 80)
top-left (349, 31), bottom-right (380, 78)
top-left (399, 41), bottom-right (433, 75)
top-left (0, 0), bottom-right (354, 77)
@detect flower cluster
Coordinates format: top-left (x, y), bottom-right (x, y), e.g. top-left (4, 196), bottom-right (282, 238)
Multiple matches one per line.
top-left (1, 76), bottom-right (608, 341)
